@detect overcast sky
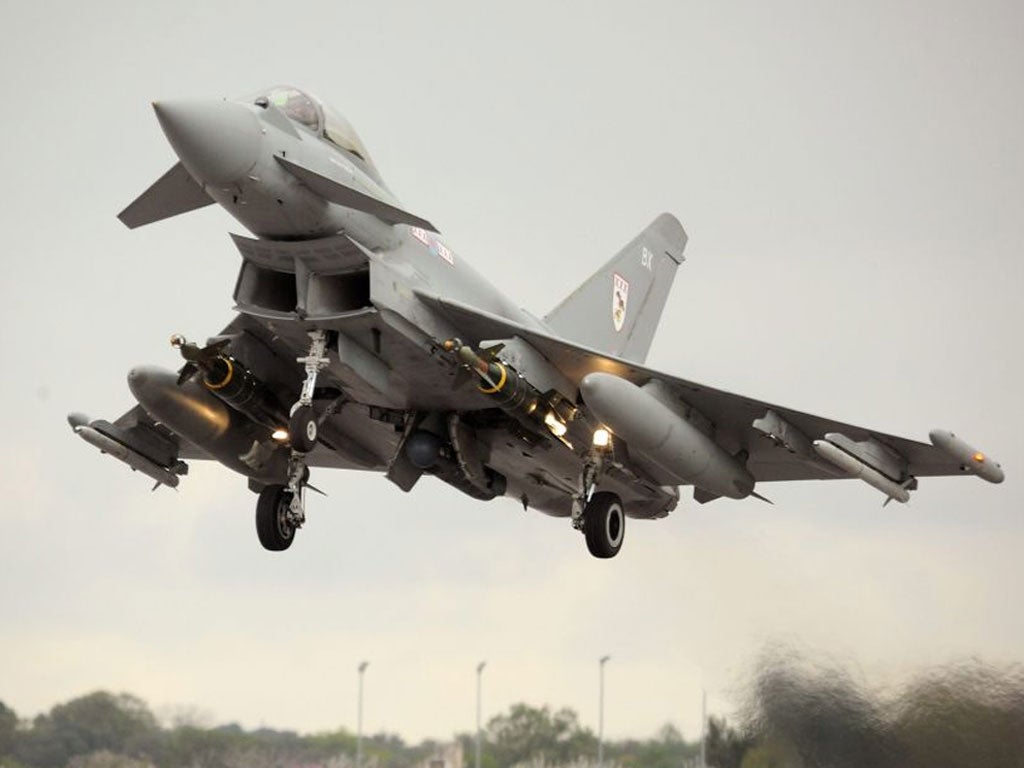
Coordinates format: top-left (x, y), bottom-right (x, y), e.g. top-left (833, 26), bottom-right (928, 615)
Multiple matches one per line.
top-left (1, 0), bottom-right (1021, 744)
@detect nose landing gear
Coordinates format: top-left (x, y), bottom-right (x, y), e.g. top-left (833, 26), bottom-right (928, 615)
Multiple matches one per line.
top-left (256, 484), bottom-right (298, 551)
top-left (254, 329), bottom-right (330, 552)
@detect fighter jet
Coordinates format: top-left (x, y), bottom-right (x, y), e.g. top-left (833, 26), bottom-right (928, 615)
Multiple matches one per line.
top-left (69, 85), bottom-right (1005, 558)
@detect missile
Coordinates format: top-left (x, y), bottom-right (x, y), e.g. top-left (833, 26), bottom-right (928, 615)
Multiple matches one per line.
top-left (579, 372), bottom-right (755, 499)
top-left (443, 339), bottom-right (572, 443)
top-left (172, 335), bottom-right (289, 431)
top-left (813, 439), bottom-right (913, 503)
top-left (929, 430), bottom-right (1005, 484)
top-left (68, 414), bottom-right (184, 489)
top-left (445, 339), bottom-right (536, 410)
top-left (128, 365), bottom-right (289, 483)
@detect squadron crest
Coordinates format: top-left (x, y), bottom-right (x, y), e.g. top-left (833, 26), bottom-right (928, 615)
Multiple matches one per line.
top-left (612, 273), bottom-right (629, 332)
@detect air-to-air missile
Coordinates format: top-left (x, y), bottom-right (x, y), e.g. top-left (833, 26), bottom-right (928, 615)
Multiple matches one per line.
top-left (579, 372), bottom-right (756, 500)
top-left (812, 437), bottom-right (915, 504)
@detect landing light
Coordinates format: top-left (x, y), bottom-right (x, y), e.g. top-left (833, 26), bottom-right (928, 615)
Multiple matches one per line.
top-left (593, 428), bottom-right (611, 449)
top-left (544, 411), bottom-right (568, 437)
top-left (271, 429), bottom-right (289, 442)
top-left (973, 452), bottom-right (986, 463)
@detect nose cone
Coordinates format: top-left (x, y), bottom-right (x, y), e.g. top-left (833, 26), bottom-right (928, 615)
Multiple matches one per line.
top-left (153, 100), bottom-right (261, 186)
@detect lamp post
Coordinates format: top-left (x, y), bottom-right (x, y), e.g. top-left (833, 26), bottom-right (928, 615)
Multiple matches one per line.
top-left (475, 661), bottom-right (487, 768)
top-left (700, 689), bottom-right (707, 768)
top-left (357, 661), bottom-right (369, 768)
top-left (598, 656), bottom-right (610, 768)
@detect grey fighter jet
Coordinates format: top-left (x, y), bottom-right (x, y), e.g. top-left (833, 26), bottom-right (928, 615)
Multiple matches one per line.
top-left (69, 86), bottom-right (1005, 558)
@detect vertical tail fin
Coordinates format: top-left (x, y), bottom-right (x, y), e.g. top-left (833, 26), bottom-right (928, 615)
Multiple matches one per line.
top-left (544, 213), bottom-right (687, 363)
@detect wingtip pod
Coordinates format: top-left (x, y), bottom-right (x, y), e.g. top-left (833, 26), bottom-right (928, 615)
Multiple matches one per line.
top-left (929, 430), bottom-right (1005, 484)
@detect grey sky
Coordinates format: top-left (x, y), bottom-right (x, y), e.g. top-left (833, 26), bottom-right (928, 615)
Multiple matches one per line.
top-left (1, 0), bottom-right (1021, 744)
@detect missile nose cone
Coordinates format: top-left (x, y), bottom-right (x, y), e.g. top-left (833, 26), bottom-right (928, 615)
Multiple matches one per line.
top-left (152, 99), bottom-right (261, 186)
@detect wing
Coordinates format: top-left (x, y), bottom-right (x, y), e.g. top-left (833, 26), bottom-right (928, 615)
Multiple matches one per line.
top-left (422, 295), bottom-right (1000, 490)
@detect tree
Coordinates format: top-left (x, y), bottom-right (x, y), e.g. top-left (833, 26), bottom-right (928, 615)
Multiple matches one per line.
top-left (487, 704), bottom-right (596, 768)
top-left (612, 723), bottom-right (699, 768)
top-left (0, 701), bottom-right (17, 756)
top-left (14, 692), bottom-right (159, 768)
top-left (66, 751), bottom-right (154, 768)
top-left (704, 717), bottom-right (752, 768)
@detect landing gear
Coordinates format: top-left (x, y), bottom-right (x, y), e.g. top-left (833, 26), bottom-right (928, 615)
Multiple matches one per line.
top-left (570, 449), bottom-right (624, 558)
top-left (256, 484), bottom-right (297, 551)
top-left (582, 492), bottom-right (625, 559)
top-left (255, 330), bottom-right (331, 551)
top-left (289, 329), bottom-right (331, 453)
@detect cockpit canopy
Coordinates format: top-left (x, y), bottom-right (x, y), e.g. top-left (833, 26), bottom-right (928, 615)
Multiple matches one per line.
top-left (250, 85), bottom-right (381, 180)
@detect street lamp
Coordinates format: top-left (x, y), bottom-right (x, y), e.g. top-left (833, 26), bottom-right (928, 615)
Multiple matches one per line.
top-left (598, 656), bottom-right (610, 768)
top-left (357, 661), bottom-right (369, 768)
top-left (475, 661), bottom-right (487, 768)
top-left (700, 689), bottom-right (707, 768)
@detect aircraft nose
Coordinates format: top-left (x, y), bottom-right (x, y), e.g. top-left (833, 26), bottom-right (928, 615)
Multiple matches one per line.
top-left (153, 100), bottom-right (261, 186)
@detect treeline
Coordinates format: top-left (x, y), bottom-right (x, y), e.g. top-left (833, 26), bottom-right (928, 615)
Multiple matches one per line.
top-left (0, 694), bottom-right (699, 768)
top-left (5, 655), bottom-right (1024, 768)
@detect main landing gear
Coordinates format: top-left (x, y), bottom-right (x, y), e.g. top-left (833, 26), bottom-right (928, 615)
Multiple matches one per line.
top-left (572, 452), bottom-right (625, 559)
top-left (255, 330), bottom-right (330, 552)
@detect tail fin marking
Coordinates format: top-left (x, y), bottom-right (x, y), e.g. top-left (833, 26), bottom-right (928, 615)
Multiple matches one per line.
top-left (544, 213), bottom-right (687, 363)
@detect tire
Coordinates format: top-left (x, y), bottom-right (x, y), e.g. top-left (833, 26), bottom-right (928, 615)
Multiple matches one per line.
top-left (583, 492), bottom-right (625, 559)
top-left (289, 405), bottom-right (318, 453)
top-left (256, 484), bottom-right (296, 551)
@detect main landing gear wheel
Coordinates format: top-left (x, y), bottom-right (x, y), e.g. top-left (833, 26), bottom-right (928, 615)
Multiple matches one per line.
top-left (583, 492), bottom-right (625, 559)
top-left (289, 405), bottom-right (318, 453)
top-left (256, 484), bottom-right (297, 551)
